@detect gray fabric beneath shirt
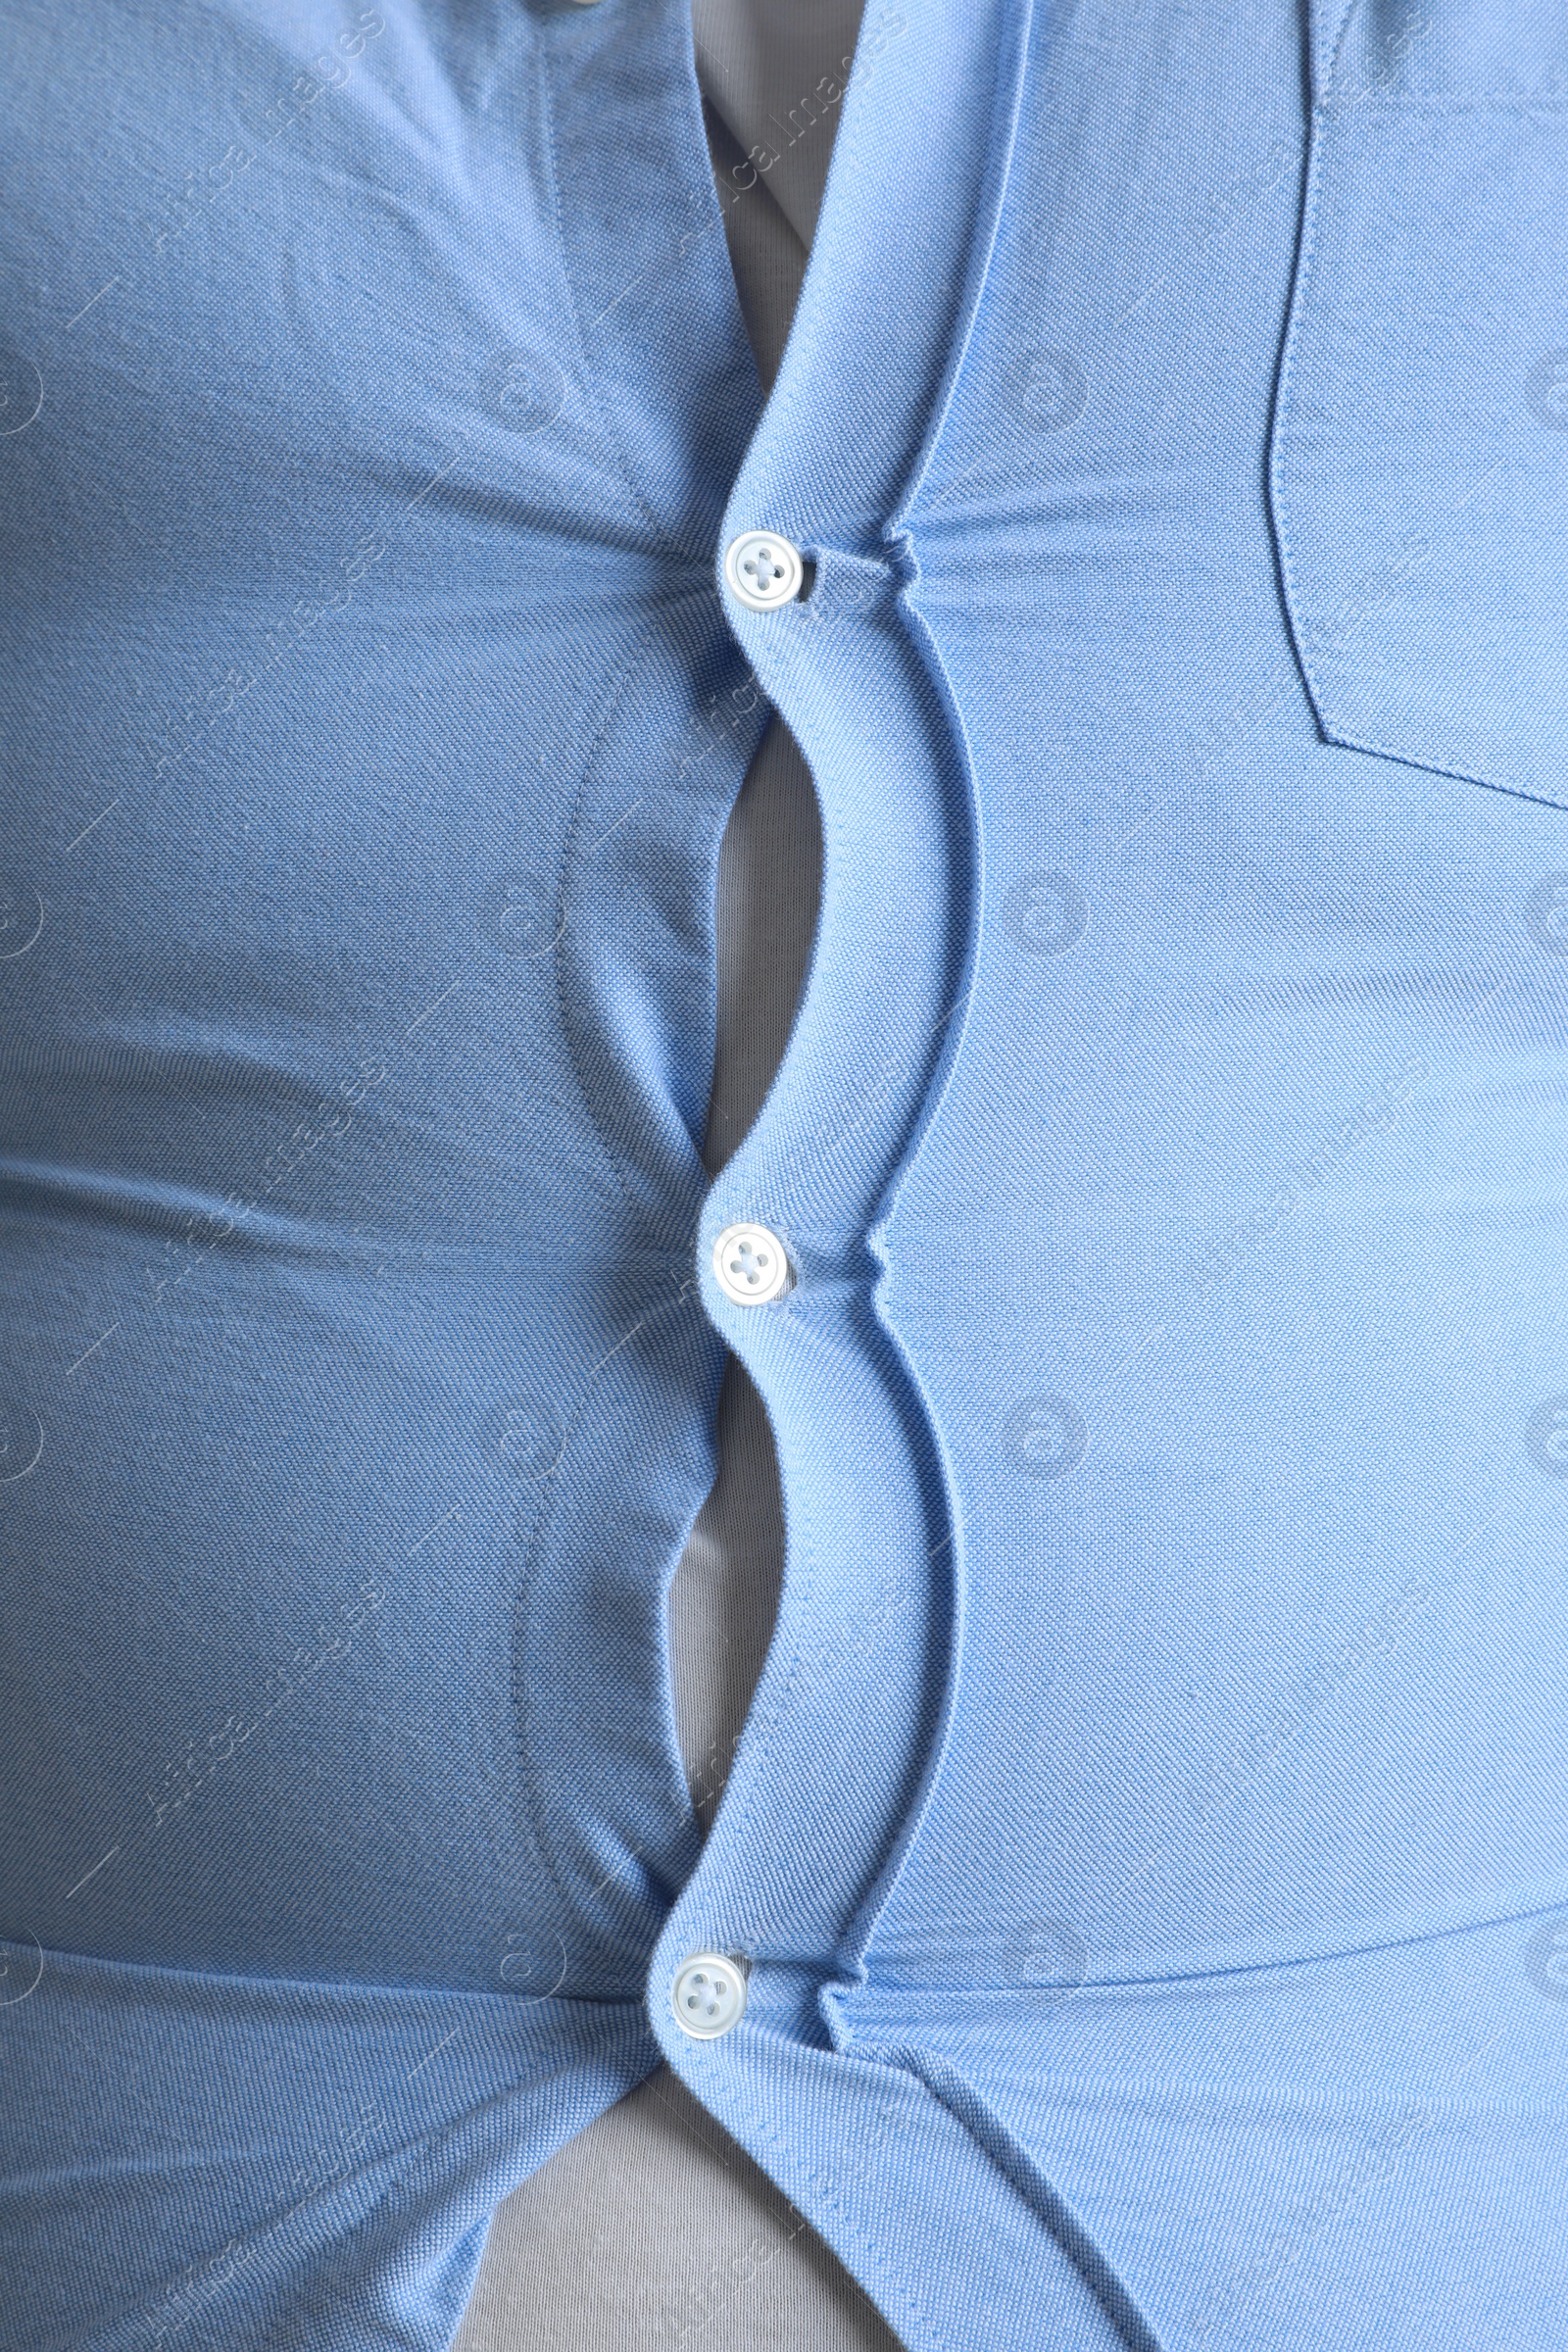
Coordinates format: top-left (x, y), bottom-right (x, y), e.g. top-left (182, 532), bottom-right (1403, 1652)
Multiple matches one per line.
top-left (452, 4), bottom-right (906, 2346)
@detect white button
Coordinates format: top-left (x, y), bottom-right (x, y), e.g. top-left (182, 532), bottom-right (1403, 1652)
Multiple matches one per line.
top-left (723, 530), bottom-right (805, 611)
top-left (711, 1221), bottom-right (791, 1305)
top-left (670, 1952), bottom-right (747, 2038)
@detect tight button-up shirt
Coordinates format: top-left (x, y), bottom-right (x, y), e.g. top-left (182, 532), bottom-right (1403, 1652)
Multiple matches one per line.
top-left (4, 5), bottom-right (1568, 2350)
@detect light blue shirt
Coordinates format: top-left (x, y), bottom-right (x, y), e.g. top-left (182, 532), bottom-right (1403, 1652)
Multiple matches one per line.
top-left (4, 4), bottom-right (1568, 2348)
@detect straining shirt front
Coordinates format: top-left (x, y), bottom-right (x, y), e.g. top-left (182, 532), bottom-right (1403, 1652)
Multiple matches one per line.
top-left (5, 6), bottom-right (1568, 2351)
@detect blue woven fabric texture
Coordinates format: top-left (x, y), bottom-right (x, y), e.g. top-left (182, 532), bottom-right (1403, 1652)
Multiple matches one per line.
top-left (4, 3), bottom-right (1568, 2349)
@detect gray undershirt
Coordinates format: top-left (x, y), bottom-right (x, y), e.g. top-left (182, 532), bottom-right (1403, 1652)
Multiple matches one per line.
top-left (452, 5), bottom-right (906, 2348)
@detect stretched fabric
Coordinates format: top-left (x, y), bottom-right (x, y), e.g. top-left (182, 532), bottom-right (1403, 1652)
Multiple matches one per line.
top-left (3, 3), bottom-right (1568, 2348)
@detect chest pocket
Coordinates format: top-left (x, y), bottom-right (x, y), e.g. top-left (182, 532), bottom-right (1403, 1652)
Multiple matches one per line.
top-left (1270, 0), bottom-right (1568, 810)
